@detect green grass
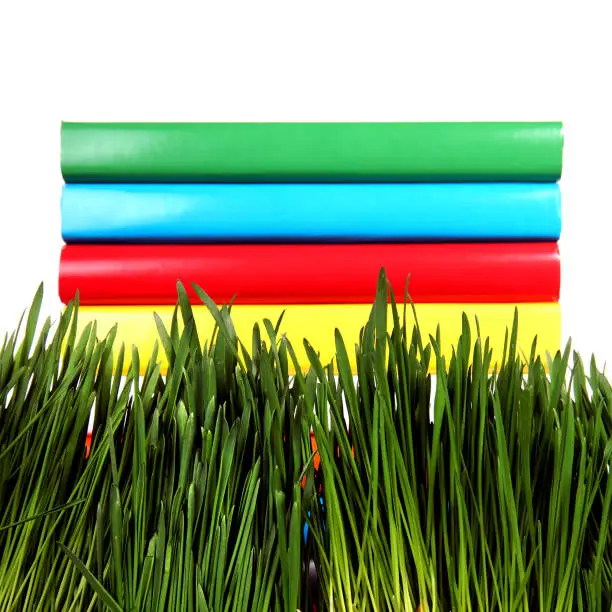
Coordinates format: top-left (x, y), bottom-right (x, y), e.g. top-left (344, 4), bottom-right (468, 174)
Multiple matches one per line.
top-left (0, 269), bottom-right (610, 611)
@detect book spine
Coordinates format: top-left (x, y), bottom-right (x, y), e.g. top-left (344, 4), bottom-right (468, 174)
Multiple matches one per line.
top-left (73, 303), bottom-right (562, 376)
top-left (59, 243), bottom-right (561, 305)
top-left (61, 122), bottom-right (563, 183)
top-left (60, 183), bottom-right (562, 242)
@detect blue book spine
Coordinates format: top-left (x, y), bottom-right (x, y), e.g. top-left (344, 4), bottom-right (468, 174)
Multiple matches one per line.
top-left (61, 183), bottom-right (561, 243)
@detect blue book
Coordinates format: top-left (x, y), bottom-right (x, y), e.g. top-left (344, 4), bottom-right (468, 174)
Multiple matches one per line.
top-left (61, 183), bottom-right (561, 243)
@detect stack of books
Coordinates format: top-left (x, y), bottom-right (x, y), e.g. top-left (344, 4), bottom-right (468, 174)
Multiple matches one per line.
top-left (59, 122), bottom-right (564, 374)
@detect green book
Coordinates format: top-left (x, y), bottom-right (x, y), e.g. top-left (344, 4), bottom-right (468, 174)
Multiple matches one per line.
top-left (61, 122), bottom-right (563, 183)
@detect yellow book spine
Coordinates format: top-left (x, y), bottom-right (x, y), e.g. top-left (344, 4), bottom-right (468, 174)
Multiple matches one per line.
top-left (73, 303), bottom-right (561, 375)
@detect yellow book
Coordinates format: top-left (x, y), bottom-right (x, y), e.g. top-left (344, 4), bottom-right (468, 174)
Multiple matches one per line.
top-left (73, 303), bottom-right (561, 376)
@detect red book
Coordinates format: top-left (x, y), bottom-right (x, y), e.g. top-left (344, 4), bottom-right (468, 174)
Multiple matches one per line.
top-left (59, 243), bottom-right (560, 305)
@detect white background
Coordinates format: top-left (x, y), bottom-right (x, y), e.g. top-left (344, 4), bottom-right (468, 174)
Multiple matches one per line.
top-left (1, 0), bottom-right (611, 367)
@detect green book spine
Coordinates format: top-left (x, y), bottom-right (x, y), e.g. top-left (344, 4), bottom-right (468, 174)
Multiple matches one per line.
top-left (61, 122), bottom-right (563, 183)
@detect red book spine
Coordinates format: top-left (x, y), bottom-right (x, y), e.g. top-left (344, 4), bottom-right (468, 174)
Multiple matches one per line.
top-left (59, 243), bottom-right (560, 305)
